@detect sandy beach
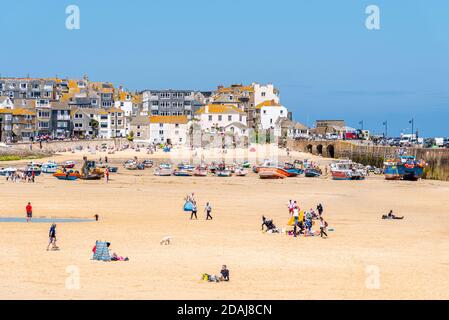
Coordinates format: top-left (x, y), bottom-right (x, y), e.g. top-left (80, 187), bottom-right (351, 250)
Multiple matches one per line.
top-left (0, 146), bottom-right (448, 299)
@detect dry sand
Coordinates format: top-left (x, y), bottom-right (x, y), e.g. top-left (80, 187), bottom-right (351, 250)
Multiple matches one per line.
top-left (0, 146), bottom-right (448, 299)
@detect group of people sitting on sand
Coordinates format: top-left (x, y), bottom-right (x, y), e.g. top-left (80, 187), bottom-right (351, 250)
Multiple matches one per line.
top-left (92, 241), bottom-right (129, 261)
top-left (287, 200), bottom-right (329, 238)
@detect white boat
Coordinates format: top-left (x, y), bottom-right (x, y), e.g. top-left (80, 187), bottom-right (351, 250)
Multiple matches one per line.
top-left (0, 167), bottom-right (17, 176)
top-left (330, 160), bottom-right (366, 180)
top-left (124, 160), bottom-right (138, 170)
top-left (41, 162), bottom-right (59, 173)
top-left (235, 168), bottom-right (248, 176)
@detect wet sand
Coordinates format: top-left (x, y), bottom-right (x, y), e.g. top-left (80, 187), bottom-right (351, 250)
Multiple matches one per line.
top-left (0, 146), bottom-right (448, 299)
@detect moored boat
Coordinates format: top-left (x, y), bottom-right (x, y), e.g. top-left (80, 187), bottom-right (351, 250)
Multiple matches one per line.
top-left (235, 168), bottom-right (248, 176)
top-left (216, 170), bottom-right (232, 177)
top-left (258, 168), bottom-right (286, 179)
top-left (154, 168), bottom-right (172, 176)
top-left (41, 162), bottom-right (59, 174)
top-left (53, 170), bottom-right (80, 180)
top-left (304, 168), bottom-right (321, 177)
top-left (173, 169), bottom-right (192, 176)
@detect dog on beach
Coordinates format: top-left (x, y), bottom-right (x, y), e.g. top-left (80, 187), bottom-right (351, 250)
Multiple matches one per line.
top-left (160, 236), bottom-right (173, 245)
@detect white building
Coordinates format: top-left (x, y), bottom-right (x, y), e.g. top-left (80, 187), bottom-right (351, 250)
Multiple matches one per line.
top-left (114, 91), bottom-right (134, 117)
top-left (256, 100), bottom-right (289, 130)
top-left (195, 104), bottom-right (247, 134)
top-left (253, 83), bottom-right (280, 107)
top-left (149, 115), bottom-right (189, 145)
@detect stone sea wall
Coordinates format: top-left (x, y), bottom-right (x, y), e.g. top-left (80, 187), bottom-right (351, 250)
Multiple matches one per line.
top-left (287, 139), bottom-right (449, 181)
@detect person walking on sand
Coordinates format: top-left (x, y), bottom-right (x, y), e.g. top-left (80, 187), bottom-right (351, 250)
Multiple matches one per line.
top-left (319, 216), bottom-right (328, 238)
top-left (47, 224), bottom-right (57, 251)
top-left (288, 200), bottom-right (294, 215)
top-left (293, 205), bottom-right (299, 237)
top-left (190, 202), bottom-right (198, 220)
top-left (317, 203), bottom-right (323, 217)
top-left (105, 168), bottom-right (109, 183)
top-left (26, 202), bottom-right (33, 222)
top-left (205, 202), bottom-right (213, 220)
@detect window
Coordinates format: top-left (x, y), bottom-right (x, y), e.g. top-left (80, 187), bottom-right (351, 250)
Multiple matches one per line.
top-left (137, 125), bottom-right (141, 129)
top-left (175, 124), bottom-right (179, 128)
top-left (118, 113), bottom-right (122, 117)
top-left (239, 115), bottom-right (243, 122)
top-left (117, 120), bottom-right (122, 125)
top-left (280, 110), bottom-right (283, 114)
top-left (120, 102), bottom-right (124, 107)
top-left (20, 83), bottom-right (27, 89)
top-left (75, 113), bottom-right (83, 119)
top-left (57, 121), bottom-right (68, 128)
top-left (263, 110), bottom-right (266, 114)
top-left (159, 130), bottom-right (164, 135)
top-left (208, 115), bottom-right (212, 121)
top-left (137, 132), bottom-right (141, 137)
top-left (218, 115), bottom-right (222, 121)
top-left (228, 115), bottom-right (232, 121)
top-left (261, 92), bottom-right (266, 97)
top-left (38, 121), bottom-right (49, 128)
top-left (91, 99), bottom-right (97, 105)
top-left (270, 118), bottom-right (273, 124)
top-left (159, 123), bottom-right (163, 128)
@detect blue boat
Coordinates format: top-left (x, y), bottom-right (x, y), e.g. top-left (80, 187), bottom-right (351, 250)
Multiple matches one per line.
top-left (384, 155), bottom-right (426, 181)
top-left (305, 168), bottom-right (321, 177)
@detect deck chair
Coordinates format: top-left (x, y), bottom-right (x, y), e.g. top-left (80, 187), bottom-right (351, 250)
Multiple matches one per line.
top-left (93, 241), bottom-right (111, 261)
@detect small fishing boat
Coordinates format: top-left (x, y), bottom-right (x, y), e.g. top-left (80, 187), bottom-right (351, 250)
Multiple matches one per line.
top-left (41, 162), bottom-right (59, 174)
top-left (53, 170), bottom-right (80, 180)
top-left (242, 161), bottom-right (251, 169)
top-left (142, 160), bottom-right (153, 168)
top-left (154, 168), bottom-right (172, 176)
top-left (235, 168), bottom-right (248, 176)
top-left (79, 174), bottom-right (102, 180)
top-left (159, 163), bottom-right (172, 170)
top-left (216, 170), bottom-right (232, 177)
top-left (137, 163), bottom-right (145, 170)
top-left (304, 168), bottom-right (321, 177)
top-left (64, 161), bottom-right (76, 169)
top-left (258, 168), bottom-right (286, 179)
top-left (173, 169), bottom-right (192, 176)
top-left (178, 163), bottom-right (195, 171)
top-left (124, 160), bottom-right (138, 170)
top-left (283, 162), bottom-right (304, 176)
top-left (193, 165), bottom-right (208, 177)
top-left (330, 160), bottom-right (365, 180)
top-left (0, 167), bottom-right (16, 176)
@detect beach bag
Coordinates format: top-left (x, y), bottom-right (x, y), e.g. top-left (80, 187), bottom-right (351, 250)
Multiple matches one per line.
top-left (183, 201), bottom-right (193, 212)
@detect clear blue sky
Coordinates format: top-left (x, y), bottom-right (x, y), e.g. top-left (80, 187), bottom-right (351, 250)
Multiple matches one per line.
top-left (1, 0), bottom-right (448, 137)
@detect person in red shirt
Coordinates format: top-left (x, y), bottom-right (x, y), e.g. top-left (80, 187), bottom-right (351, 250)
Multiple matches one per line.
top-left (26, 202), bottom-right (32, 222)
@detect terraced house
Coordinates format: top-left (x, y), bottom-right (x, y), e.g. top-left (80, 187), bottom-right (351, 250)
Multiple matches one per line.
top-left (0, 108), bottom-right (35, 142)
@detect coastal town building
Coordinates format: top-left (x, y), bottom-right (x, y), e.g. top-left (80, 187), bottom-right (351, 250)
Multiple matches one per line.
top-left (195, 104), bottom-right (247, 135)
top-left (141, 89), bottom-right (199, 117)
top-left (149, 115), bottom-right (189, 145)
top-left (255, 99), bottom-right (289, 130)
top-left (130, 116), bottom-right (151, 142)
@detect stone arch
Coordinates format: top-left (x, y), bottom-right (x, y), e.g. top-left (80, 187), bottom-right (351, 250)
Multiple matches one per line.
top-left (326, 144), bottom-right (335, 158)
top-left (317, 144), bottom-right (323, 156)
top-left (306, 144), bottom-right (313, 154)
